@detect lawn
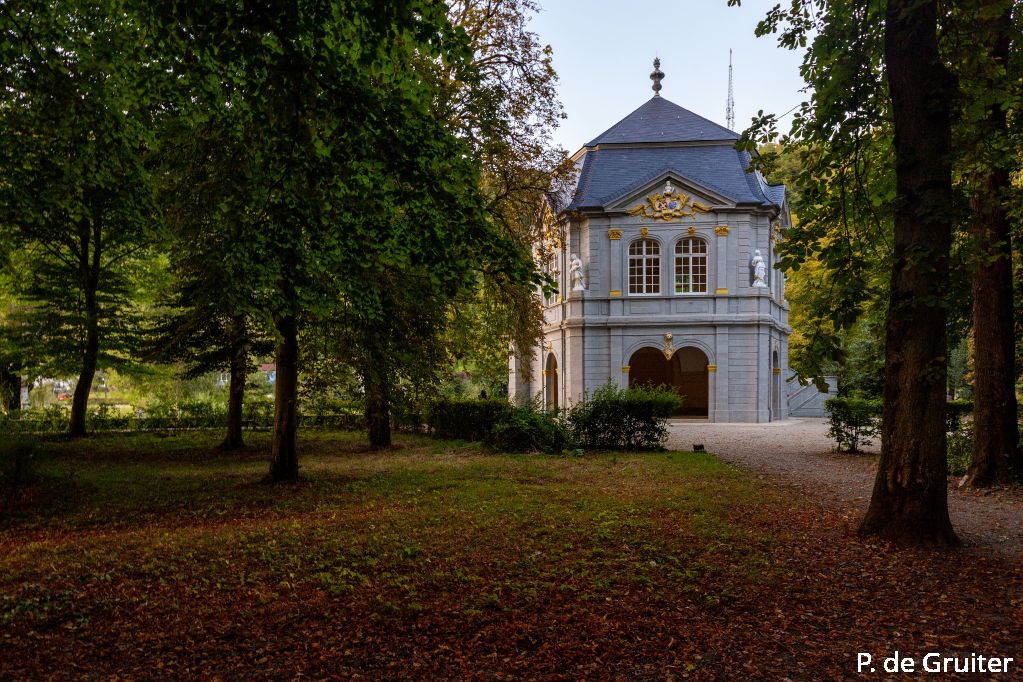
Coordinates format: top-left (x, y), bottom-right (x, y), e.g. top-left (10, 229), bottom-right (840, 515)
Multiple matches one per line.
top-left (1, 430), bottom-right (1021, 679)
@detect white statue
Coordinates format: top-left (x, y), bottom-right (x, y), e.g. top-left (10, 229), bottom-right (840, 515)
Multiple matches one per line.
top-left (751, 249), bottom-right (768, 288)
top-left (664, 180), bottom-right (675, 195)
top-left (569, 253), bottom-right (586, 291)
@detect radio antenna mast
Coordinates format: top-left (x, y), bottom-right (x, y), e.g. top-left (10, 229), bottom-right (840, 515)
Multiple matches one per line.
top-left (726, 49), bottom-right (735, 131)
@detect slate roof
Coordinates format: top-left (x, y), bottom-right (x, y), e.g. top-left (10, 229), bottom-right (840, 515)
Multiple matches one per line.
top-left (568, 146), bottom-right (774, 210)
top-left (586, 96), bottom-right (738, 146)
top-left (566, 96), bottom-right (783, 212)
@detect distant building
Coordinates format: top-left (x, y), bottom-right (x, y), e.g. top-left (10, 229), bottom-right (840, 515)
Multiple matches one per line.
top-left (510, 61), bottom-right (792, 422)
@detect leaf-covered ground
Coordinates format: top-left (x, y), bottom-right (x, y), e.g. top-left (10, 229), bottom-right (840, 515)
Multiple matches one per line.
top-left (2, 431), bottom-right (1021, 679)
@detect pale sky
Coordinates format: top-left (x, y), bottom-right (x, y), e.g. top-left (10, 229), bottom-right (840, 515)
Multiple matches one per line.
top-left (528, 0), bottom-right (810, 154)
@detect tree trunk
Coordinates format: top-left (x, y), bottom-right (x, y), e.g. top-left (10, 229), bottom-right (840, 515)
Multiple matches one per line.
top-left (0, 367), bottom-right (20, 414)
top-left (962, 4), bottom-right (1020, 487)
top-left (221, 326), bottom-right (248, 450)
top-left (267, 314), bottom-right (299, 481)
top-left (70, 219), bottom-right (101, 438)
top-left (364, 353), bottom-right (392, 449)
top-left (859, 0), bottom-right (959, 545)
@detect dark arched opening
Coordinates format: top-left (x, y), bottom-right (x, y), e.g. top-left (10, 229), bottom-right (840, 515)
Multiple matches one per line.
top-left (628, 346), bottom-right (708, 416)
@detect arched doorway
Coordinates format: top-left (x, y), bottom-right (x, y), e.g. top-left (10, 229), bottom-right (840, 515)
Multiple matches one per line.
top-left (676, 347), bottom-right (709, 416)
top-left (628, 346), bottom-right (709, 417)
top-left (545, 353), bottom-right (558, 411)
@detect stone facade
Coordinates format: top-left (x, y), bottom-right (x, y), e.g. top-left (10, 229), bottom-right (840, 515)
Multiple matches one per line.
top-left (510, 79), bottom-right (792, 422)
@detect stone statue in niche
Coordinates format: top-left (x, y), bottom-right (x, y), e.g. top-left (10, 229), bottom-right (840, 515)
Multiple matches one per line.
top-left (751, 250), bottom-right (768, 288)
top-left (570, 254), bottom-right (586, 291)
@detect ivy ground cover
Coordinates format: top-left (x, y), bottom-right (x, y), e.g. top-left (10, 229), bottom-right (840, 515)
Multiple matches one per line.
top-left (2, 431), bottom-right (1020, 679)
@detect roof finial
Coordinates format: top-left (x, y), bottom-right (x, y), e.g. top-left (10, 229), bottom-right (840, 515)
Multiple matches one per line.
top-left (650, 57), bottom-right (664, 96)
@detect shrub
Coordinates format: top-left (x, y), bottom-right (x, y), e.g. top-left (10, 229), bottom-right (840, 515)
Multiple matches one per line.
top-left (426, 398), bottom-right (512, 441)
top-left (946, 425), bottom-right (972, 477)
top-left (567, 382), bottom-right (682, 451)
top-left (88, 404), bottom-right (132, 431)
top-left (178, 400), bottom-right (226, 428)
top-left (486, 403), bottom-right (572, 454)
top-left (242, 398), bottom-right (275, 427)
top-left (824, 396), bottom-right (881, 453)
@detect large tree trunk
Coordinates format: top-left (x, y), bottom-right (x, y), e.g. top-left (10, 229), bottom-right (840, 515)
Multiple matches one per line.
top-left (267, 314), bottom-right (300, 481)
top-left (962, 4), bottom-right (1020, 487)
top-left (221, 323), bottom-right (248, 450)
top-left (70, 220), bottom-right (101, 438)
top-left (859, 0), bottom-right (959, 545)
top-left (364, 356), bottom-right (392, 449)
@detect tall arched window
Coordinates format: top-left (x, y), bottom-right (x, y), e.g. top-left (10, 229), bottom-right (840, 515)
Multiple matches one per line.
top-left (674, 237), bottom-right (708, 294)
top-left (628, 238), bottom-right (660, 294)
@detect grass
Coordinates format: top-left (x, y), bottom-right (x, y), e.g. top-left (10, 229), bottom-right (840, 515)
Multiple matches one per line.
top-left (1, 430), bottom-right (1021, 679)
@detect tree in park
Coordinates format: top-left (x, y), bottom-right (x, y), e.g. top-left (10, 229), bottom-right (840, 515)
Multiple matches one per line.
top-left (735, 0), bottom-right (964, 544)
top-left (154, 1), bottom-right (537, 468)
top-left (0, 1), bottom-right (159, 436)
top-left (953, 0), bottom-right (1022, 486)
top-left (744, 0), bottom-right (1022, 494)
top-left (441, 0), bottom-right (574, 379)
top-left (858, 0), bottom-right (958, 543)
top-left (150, 115), bottom-right (277, 450)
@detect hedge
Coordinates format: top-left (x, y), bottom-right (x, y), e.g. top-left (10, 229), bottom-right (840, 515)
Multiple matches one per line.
top-left (567, 382), bottom-right (682, 451)
top-left (425, 398), bottom-right (512, 441)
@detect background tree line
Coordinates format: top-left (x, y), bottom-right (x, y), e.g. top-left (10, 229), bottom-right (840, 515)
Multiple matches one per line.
top-left (0, 0), bottom-right (570, 480)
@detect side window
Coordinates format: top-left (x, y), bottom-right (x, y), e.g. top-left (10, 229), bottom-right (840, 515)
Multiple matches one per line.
top-left (628, 238), bottom-right (660, 294)
top-left (674, 238), bottom-right (708, 294)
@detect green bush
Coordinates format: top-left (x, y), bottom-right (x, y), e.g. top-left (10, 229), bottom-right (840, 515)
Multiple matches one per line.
top-left (486, 403), bottom-right (572, 454)
top-left (824, 396), bottom-right (881, 453)
top-left (567, 382), bottom-right (682, 451)
top-left (88, 404), bottom-right (132, 430)
top-left (242, 398), bottom-right (275, 427)
top-left (178, 400), bottom-right (226, 428)
top-left (426, 398), bottom-right (512, 441)
top-left (946, 425), bottom-right (972, 477)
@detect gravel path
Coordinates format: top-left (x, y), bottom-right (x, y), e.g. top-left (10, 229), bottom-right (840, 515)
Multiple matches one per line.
top-left (666, 417), bottom-right (1023, 557)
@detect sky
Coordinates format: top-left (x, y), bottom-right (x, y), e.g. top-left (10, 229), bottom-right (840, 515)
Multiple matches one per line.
top-left (527, 0), bottom-right (810, 154)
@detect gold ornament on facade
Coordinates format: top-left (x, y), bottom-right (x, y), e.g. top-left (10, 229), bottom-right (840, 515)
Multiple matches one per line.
top-left (608, 229), bottom-right (622, 240)
top-left (715, 225), bottom-right (729, 236)
top-left (639, 227), bottom-right (649, 237)
top-left (626, 188), bottom-right (711, 222)
top-left (687, 226), bottom-right (697, 236)
top-left (662, 332), bottom-right (676, 360)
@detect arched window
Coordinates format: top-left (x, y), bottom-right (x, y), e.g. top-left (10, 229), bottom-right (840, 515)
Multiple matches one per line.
top-left (628, 238), bottom-right (660, 294)
top-left (674, 237), bottom-right (708, 294)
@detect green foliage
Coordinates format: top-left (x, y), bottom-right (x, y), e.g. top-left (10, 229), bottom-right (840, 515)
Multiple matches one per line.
top-left (566, 382), bottom-right (682, 451)
top-left (824, 396), bottom-right (881, 453)
top-left (485, 402), bottom-right (571, 454)
top-left (426, 398), bottom-right (512, 442)
top-left (0, 0), bottom-right (163, 390)
top-left (946, 425), bottom-right (973, 477)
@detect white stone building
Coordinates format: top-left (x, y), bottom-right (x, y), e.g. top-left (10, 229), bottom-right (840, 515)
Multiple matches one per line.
top-left (510, 63), bottom-right (792, 422)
